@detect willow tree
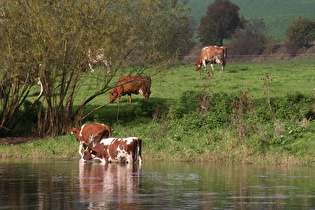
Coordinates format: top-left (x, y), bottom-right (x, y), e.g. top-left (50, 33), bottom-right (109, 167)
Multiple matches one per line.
top-left (0, 0), bottom-right (193, 136)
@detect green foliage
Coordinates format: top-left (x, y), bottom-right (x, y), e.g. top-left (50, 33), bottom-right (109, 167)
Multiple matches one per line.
top-left (180, 90), bottom-right (200, 113)
top-left (274, 92), bottom-right (313, 121)
top-left (285, 17), bottom-right (315, 46)
top-left (134, 99), bottom-right (167, 119)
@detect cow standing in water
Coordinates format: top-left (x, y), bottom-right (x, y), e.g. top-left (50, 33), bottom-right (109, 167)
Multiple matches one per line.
top-left (83, 137), bottom-right (142, 164)
top-left (195, 46), bottom-right (227, 71)
top-left (69, 123), bottom-right (111, 158)
top-left (109, 75), bottom-right (151, 104)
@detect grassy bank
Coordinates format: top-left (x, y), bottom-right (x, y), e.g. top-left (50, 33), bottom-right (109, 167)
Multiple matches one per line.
top-left (1, 61), bottom-right (315, 166)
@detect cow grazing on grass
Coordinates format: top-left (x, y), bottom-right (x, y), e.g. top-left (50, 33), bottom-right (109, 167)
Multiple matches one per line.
top-left (195, 46), bottom-right (227, 71)
top-left (69, 123), bottom-right (111, 158)
top-left (109, 75), bottom-right (151, 104)
top-left (81, 49), bottom-right (111, 73)
top-left (83, 137), bottom-right (142, 164)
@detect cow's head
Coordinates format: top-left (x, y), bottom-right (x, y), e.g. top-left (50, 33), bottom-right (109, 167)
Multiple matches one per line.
top-left (83, 147), bottom-right (97, 161)
top-left (109, 89), bottom-right (118, 103)
top-left (195, 63), bottom-right (201, 71)
top-left (143, 89), bottom-right (151, 99)
top-left (68, 127), bottom-right (81, 141)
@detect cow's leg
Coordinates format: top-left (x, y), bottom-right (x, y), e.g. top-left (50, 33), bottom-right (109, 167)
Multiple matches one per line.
top-left (116, 96), bottom-right (121, 104)
top-left (202, 60), bottom-right (207, 71)
top-left (78, 142), bottom-right (84, 158)
top-left (104, 60), bottom-right (111, 74)
top-left (127, 94), bottom-right (132, 103)
top-left (88, 62), bottom-right (95, 72)
top-left (210, 64), bottom-right (215, 71)
top-left (221, 60), bottom-right (226, 71)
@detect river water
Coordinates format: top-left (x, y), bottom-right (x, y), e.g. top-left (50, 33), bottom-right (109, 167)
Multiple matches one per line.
top-left (0, 159), bottom-right (315, 209)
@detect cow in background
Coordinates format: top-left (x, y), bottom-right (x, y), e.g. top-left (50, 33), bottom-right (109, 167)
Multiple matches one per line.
top-left (83, 137), bottom-right (142, 164)
top-left (69, 123), bottom-right (111, 158)
top-left (195, 46), bottom-right (227, 71)
top-left (109, 75), bottom-right (151, 104)
top-left (81, 49), bottom-right (111, 73)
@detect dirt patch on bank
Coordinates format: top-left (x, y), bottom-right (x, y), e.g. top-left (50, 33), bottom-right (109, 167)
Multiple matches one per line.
top-left (0, 137), bottom-right (37, 146)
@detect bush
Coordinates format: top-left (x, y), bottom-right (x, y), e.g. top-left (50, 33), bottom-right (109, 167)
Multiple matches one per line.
top-left (134, 98), bottom-right (167, 119)
top-left (274, 92), bottom-right (313, 121)
top-left (180, 90), bottom-right (200, 113)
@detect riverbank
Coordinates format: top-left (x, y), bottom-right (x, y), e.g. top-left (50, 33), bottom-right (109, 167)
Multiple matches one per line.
top-left (1, 120), bottom-right (314, 166)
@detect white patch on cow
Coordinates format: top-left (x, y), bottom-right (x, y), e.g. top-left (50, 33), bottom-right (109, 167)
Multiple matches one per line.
top-left (139, 89), bottom-right (144, 95)
top-left (215, 57), bottom-right (221, 64)
top-left (79, 124), bottom-right (86, 137)
top-left (100, 138), bottom-right (116, 145)
top-left (126, 137), bottom-right (137, 144)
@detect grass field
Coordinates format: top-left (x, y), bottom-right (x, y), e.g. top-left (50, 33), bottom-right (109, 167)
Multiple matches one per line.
top-left (84, 60), bottom-right (315, 112)
top-left (2, 60), bottom-right (315, 165)
top-left (188, 0), bottom-right (315, 39)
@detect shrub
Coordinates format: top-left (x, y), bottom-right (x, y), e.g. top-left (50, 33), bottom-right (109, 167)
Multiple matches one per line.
top-left (134, 98), bottom-right (167, 119)
top-left (180, 90), bottom-right (200, 113)
top-left (274, 92), bottom-right (313, 121)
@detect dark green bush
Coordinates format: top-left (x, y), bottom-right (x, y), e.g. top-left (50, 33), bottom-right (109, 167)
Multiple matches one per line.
top-left (134, 98), bottom-right (167, 119)
top-left (180, 90), bottom-right (200, 113)
top-left (274, 92), bottom-right (313, 120)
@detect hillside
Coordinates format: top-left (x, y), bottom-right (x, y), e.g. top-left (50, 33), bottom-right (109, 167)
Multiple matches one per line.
top-left (188, 0), bottom-right (315, 39)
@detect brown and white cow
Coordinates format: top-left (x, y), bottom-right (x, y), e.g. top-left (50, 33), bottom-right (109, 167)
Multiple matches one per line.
top-left (83, 137), bottom-right (142, 164)
top-left (69, 123), bottom-right (111, 158)
top-left (81, 49), bottom-right (111, 73)
top-left (195, 46), bottom-right (227, 71)
top-left (109, 75), bottom-right (151, 104)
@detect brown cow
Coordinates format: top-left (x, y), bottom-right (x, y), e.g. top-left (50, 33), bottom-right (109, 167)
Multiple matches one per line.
top-left (83, 137), bottom-right (142, 164)
top-left (109, 75), bottom-right (151, 104)
top-left (69, 123), bottom-right (111, 158)
top-left (195, 46), bottom-right (227, 71)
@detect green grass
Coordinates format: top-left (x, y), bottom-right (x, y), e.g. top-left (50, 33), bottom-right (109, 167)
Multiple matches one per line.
top-left (2, 60), bottom-right (315, 165)
top-left (188, 0), bottom-right (315, 39)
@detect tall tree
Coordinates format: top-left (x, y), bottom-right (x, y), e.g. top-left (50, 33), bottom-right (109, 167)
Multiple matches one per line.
top-left (285, 17), bottom-right (315, 47)
top-left (0, 0), bottom-right (193, 137)
top-left (198, 0), bottom-right (242, 46)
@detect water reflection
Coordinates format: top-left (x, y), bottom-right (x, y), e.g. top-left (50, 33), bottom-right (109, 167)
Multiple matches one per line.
top-left (78, 161), bottom-right (142, 209)
top-left (1, 159), bottom-right (315, 209)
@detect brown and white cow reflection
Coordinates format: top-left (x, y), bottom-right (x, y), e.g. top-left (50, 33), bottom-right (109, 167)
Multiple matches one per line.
top-left (78, 161), bottom-right (142, 209)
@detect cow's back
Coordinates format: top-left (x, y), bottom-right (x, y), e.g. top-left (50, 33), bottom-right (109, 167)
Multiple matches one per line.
top-left (86, 137), bottom-right (142, 163)
top-left (80, 123), bottom-right (111, 145)
top-left (118, 75), bottom-right (151, 95)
